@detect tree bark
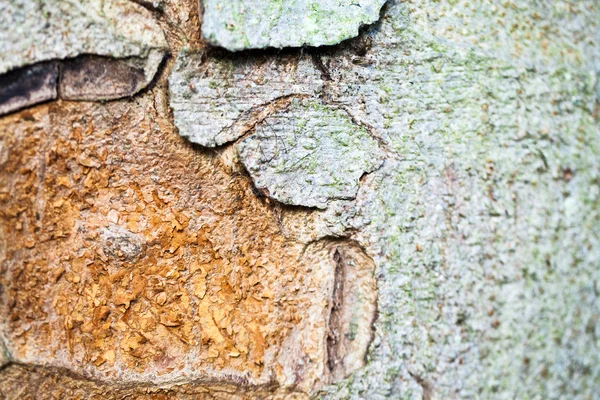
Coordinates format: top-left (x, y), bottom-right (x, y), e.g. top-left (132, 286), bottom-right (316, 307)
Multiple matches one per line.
top-left (0, 0), bottom-right (598, 399)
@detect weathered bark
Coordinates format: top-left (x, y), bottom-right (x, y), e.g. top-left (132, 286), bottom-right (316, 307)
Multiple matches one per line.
top-left (0, 0), bottom-right (599, 399)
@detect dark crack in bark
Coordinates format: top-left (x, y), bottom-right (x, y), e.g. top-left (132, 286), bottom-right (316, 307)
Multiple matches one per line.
top-left (0, 55), bottom-right (166, 116)
top-left (0, 62), bottom-right (59, 116)
top-left (327, 248), bottom-right (346, 375)
top-left (303, 239), bottom-right (378, 383)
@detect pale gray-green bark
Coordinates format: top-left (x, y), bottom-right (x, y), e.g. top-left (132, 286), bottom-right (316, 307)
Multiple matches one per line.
top-left (201, 0), bottom-right (387, 50)
top-left (316, 1), bottom-right (600, 398)
top-left (176, 1), bottom-right (600, 398)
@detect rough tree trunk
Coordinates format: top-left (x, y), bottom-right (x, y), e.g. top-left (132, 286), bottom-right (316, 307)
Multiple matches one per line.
top-left (0, 0), bottom-right (598, 399)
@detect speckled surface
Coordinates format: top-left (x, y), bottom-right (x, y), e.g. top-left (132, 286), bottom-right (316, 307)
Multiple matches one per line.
top-left (0, 0), bottom-right (167, 74)
top-left (201, 0), bottom-right (387, 51)
top-left (0, 0), bottom-right (167, 114)
top-left (168, 51), bottom-right (323, 147)
top-left (182, 1), bottom-right (600, 398)
top-left (237, 98), bottom-right (383, 209)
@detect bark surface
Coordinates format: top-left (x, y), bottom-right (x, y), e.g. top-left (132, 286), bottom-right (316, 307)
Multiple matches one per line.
top-left (0, 0), bottom-right (599, 399)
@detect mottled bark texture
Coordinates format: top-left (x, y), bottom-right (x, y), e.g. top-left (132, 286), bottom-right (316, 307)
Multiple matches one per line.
top-left (201, 0), bottom-right (387, 50)
top-left (0, 0), bottom-right (167, 115)
top-left (1, 0), bottom-right (600, 399)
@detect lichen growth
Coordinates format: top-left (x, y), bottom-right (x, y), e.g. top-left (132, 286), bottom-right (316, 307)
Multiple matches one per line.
top-left (201, 0), bottom-right (387, 51)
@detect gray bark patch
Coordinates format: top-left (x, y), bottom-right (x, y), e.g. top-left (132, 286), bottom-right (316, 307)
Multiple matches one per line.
top-left (237, 98), bottom-right (383, 209)
top-left (99, 224), bottom-right (145, 264)
top-left (0, 0), bottom-right (167, 75)
top-left (168, 51), bottom-right (323, 147)
top-left (201, 0), bottom-right (387, 51)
